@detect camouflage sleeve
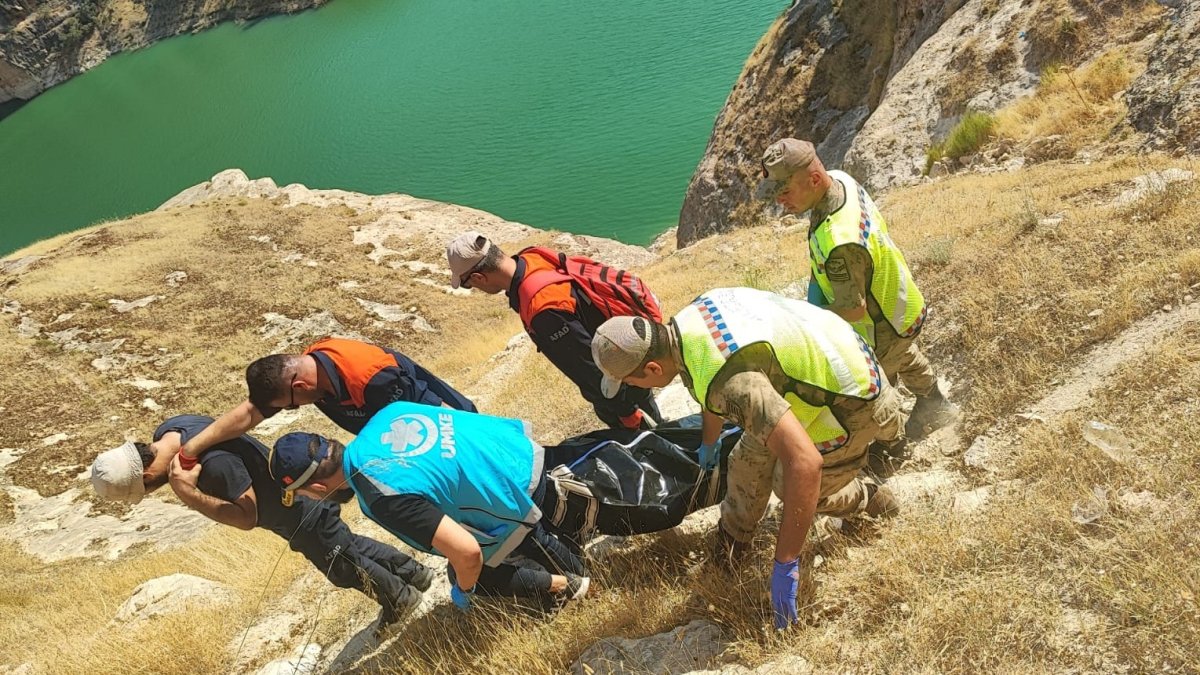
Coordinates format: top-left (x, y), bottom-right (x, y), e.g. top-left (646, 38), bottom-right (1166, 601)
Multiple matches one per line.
top-left (824, 245), bottom-right (871, 311)
top-left (707, 369), bottom-right (792, 448)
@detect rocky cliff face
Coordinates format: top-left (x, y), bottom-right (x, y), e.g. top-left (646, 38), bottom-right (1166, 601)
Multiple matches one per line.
top-left (1127, 0), bottom-right (1200, 152)
top-left (0, 0), bottom-right (326, 106)
top-left (676, 0), bottom-right (1170, 247)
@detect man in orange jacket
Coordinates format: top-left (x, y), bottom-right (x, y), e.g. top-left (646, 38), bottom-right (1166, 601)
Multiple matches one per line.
top-left (447, 231), bottom-right (661, 430)
top-left (176, 337), bottom-right (474, 469)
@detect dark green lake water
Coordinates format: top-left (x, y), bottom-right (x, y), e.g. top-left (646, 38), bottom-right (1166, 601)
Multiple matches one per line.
top-left (0, 0), bottom-right (781, 254)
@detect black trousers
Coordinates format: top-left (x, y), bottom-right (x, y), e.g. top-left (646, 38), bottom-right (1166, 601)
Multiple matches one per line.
top-left (449, 522), bottom-right (587, 609)
top-left (451, 476), bottom-right (587, 607)
top-left (273, 502), bottom-right (426, 612)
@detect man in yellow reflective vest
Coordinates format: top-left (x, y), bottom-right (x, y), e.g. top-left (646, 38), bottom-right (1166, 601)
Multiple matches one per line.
top-left (756, 138), bottom-right (958, 440)
top-left (591, 288), bottom-right (903, 629)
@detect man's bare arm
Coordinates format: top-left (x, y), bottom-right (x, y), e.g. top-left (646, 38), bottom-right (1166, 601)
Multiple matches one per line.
top-left (700, 409), bottom-right (725, 447)
top-left (431, 515), bottom-right (484, 590)
top-left (766, 412), bottom-right (823, 564)
top-left (178, 401), bottom-right (264, 462)
top-left (825, 246), bottom-right (870, 324)
top-left (168, 454), bottom-right (258, 530)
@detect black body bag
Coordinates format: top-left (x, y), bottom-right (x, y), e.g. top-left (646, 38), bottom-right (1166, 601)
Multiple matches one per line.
top-left (540, 420), bottom-right (743, 541)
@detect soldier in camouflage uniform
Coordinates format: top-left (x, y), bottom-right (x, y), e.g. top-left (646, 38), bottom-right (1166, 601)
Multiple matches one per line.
top-left (590, 289), bottom-right (902, 629)
top-left (757, 138), bottom-right (958, 441)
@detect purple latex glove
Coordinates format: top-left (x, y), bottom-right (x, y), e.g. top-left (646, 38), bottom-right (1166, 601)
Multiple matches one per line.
top-left (771, 558), bottom-right (800, 629)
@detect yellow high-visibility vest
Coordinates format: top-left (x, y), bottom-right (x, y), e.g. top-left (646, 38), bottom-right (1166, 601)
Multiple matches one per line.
top-left (809, 170), bottom-right (926, 345)
top-left (676, 287), bottom-right (882, 453)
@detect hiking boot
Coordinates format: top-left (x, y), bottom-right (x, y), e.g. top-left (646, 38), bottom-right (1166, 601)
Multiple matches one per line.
top-left (905, 386), bottom-right (960, 440)
top-left (811, 515), bottom-right (848, 542)
top-left (712, 522), bottom-right (752, 570)
top-left (405, 563), bottom-right (434, 593)
top-left (867, 437), bottom-right (909, 478)
top-left (864, 483), bottom-right (901, 520)
top-left (374, 585), bottom-right (421, 638)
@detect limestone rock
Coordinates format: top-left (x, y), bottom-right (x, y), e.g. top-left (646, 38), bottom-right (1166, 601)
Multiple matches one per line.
top-left (569, 620), bottom-right (727, 675)
top-left (677, 0), bottom-right (1042, 246)
top-left (354, 298), bottom-right (436, 332)
top-left (1023, 135), bottom-right (1070, 162)
top-left (256, 645), bottom-right (321, 675)
top-left (655, 378), bottom-right (702, 423)
top-left (160, 169), bottom-right (279, 209)
top-left (1111, 169), bottom-right (1195, 208)
top-left (108, 295), bottom-right (163, 313)
top-left (259, 311), bottom-right (365, 351)
top-left (230, 612), bottom-right (310, 672)
top-left (844, 0), bottom-right (1036, 191)
top-left (1127, 1), bottom-right (1200, 152)
top-left (114, 573), bottom-right (235, 622)
top-left (0, 256), bottom-right (44, 275)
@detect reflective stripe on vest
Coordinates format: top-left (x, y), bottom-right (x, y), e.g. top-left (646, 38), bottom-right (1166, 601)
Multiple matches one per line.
top-left (809, 171), bottom-right (927, 344)
top-left (676, 288), bottom-right (882, 453)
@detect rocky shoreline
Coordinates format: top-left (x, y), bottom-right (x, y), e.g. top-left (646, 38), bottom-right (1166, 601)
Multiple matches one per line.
top-left (0, 0), bottom-right (328, 108)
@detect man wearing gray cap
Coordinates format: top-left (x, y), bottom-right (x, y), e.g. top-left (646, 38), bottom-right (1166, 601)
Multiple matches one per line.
top-left (590, 288), bottom-right (903, 629)
top-left (757, 138), bottom-right (957, 441)
top-left (446, 231), bottom-right (662, 431)
top-left (91, 414), bottom-right (434, 634)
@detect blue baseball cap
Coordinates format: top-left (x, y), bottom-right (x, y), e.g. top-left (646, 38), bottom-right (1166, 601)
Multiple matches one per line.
top-left (269, 432), bottom-right (330, 505)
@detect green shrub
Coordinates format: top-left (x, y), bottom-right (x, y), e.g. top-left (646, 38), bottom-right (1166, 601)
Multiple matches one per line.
top-left (924, 111), bottom-right (997, 174)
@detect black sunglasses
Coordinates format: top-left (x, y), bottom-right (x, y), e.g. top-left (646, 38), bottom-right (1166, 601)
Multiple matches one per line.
top-left (459, 258), bottom-right (487, 289)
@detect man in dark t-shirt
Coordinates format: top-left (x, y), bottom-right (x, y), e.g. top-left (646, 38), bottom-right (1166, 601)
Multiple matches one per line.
top-left (90, 414), bottom-right (435, 634)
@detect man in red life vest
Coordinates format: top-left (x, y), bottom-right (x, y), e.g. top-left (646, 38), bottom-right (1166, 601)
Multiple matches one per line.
top-left (175, 337), bottom-right (475, 469)
top-left (447, 231), bottom-right (662, 431)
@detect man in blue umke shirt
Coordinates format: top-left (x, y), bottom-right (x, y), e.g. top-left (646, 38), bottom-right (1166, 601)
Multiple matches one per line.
top-left (269, 402), bottom-right (590, 611)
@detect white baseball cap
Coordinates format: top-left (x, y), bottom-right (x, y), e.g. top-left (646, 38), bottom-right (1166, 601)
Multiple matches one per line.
top-left (91, 440), bottom-right (146, 504)
top-left (591, 316), bottom-right (655, 398)
top-left (446, 231), bottom-right (492, 289)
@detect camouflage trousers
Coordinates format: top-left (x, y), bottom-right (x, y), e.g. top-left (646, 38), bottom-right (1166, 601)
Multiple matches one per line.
top-left (875, 328), bottom-right (937, 397)
top-left (718, 382), bottom-right (904, 542)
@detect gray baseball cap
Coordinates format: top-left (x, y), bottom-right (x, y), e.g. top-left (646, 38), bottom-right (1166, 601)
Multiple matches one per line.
top-left (591, 316), bottom-right (654, 398)
top-left (446, 231), bottom-right (491, 289)
top-left (755, 138), bottom-right (817, 200)
top-left (91, 440), bottom-right (146, 504)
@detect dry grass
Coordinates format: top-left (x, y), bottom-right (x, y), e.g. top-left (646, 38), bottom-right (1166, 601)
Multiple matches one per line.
top-left (886, 155), bottom-right (1199, 436)
top-left (0, 526), bottom-right (311, 673)
top-left (996, 48), bottom-right (1139, 153)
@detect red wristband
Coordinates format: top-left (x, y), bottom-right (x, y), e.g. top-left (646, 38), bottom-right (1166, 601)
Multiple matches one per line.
top-left (178, 452), bottom-right (198, 470)
top-left (619, 409), bottom-right (644, 430)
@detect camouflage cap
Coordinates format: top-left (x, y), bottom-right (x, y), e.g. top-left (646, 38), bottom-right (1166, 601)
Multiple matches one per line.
top-left (755, 138), bottom-right (817, 200)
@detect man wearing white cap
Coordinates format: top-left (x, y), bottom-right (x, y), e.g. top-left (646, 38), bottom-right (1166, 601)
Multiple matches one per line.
top-left (446, 231), bottom-right (662, 430)
top-left (756, 138), bottom-right (957, 441)
top-left (590, 288), bottom-right (903, 629)
top-left (91, 414), bottom-right (434, 634)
